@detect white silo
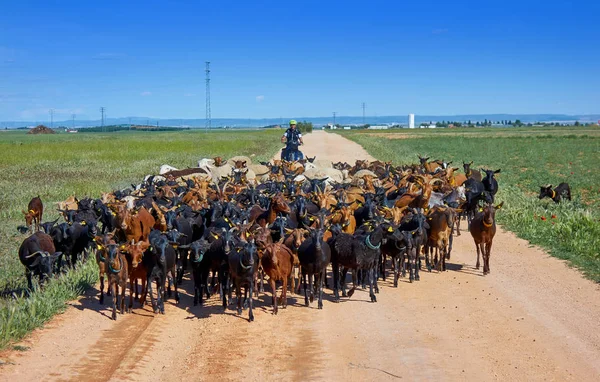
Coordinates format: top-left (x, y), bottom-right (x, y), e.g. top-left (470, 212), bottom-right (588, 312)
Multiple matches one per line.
top-left (408, 114), bottom-right (415, 129)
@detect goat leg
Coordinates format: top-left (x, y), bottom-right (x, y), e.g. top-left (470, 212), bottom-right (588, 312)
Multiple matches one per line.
top-left (475, 243), bottom-right (481, 270)
top-left (393, 256), bottom-right (399, 287)
top-left (415, 247), bottom-right (421, 281)
top-left (119, 281), bottom-right (126, 315)
top-left (111, 283), bottom-right (118, 320)
top-left (236, 283), bottom-right (243, 315)
top-left (248, 281), bottom-right (255, 322)
top-left (484, 242), bottom-right (492, 275)
top-left (99, 274), bottom-right (105, 304)
top-left (333, 263), bottom-right (340, 302)
top-left (271, 278), bottom-right (278, 314)
top-left (317, 269), bottom-right (325, 309)
top-left (282, 276), bottom-right (288, 309)
top-left (369, 267), bottom-right (377, 303)
top-left (303, 273), bottom-right (309, 307)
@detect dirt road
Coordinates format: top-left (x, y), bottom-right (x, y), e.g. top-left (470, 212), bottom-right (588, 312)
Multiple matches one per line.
top-left (2, 131), bottom-right (600, 381)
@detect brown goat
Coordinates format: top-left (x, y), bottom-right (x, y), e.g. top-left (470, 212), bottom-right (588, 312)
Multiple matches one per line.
top-left (122, 240), bottom-right (151, 309)
top-left (23, 196), bottom-right (43, 232)
top-left (259, 241), bottom-right (294, 314)
top-left (114, 205), bottom-right (155, 242)
top-left (469, 202), bottom-right (503, 275)
top-left (425, 206), bottom-right (458, 272)
top-left (94, 233), bottom-right (117, 305)
top-left (105, 242), bottom-right (129, 320)
top-left (283, 228), bottom-right (307, 294)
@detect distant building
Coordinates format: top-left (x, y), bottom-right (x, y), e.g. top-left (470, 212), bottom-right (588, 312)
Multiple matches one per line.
top-left (408, 114), bottom-right (415, 129)
top-left (368, 125), bottom-right (389, 130)
top-left (343, 126), bottom-right (352, 130)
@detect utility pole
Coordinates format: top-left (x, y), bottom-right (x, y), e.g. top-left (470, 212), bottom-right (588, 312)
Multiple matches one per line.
top-left (205, 61), bottom-right (211, 132)
top-left (333, 111), bottom-right (337, 127)
top-left (49, 109), bottom-right (55, 128)
top-left (362, 102), bottom-right (366, 125)
top-left (71, 114), bottom-right (76, 130)
top-left (128, 117), bottom-right (131, 130)
top-left (100, 107), bottom-right (106, 131)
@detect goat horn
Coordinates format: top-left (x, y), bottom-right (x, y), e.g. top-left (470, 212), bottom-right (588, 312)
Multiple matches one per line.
top-left (24, 250), bottom-right (44, 259)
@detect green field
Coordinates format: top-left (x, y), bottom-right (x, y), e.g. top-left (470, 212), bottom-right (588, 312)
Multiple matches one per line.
top-left (340, 126), bottom-right (600, 281)
top-left (0, 129), bottom-right (282, 348)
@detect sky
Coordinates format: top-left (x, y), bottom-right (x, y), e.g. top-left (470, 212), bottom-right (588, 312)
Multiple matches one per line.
top-left (1, 0), bottom-right (599, 122)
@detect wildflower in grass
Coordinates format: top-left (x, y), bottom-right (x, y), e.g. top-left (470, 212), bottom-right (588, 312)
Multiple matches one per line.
top-left (541, 216), bottom-right (547, 221)
top-left (551, 214), bottom-right (557, 219)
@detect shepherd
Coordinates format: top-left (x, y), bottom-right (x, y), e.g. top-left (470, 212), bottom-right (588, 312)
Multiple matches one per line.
top-left (280, 120), bottom-right (304, 161)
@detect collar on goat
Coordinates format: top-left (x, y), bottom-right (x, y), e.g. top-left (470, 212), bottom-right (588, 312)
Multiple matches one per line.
top-left (482, 219), bottom-right (493, 228)
top-left (551, 189), bottom-right (556, 199)
top-left (109, 260), bottom-right (122, 273)
top-left (365, 234), bottom-right (381, 250)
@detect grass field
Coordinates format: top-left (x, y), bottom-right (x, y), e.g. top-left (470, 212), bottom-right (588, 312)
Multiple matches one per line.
top-left (0, 129), bottom-right (282, 348)
top-left (340, 126), bottom-right (600, 281)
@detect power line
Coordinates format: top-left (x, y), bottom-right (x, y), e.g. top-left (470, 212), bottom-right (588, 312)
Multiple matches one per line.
top-left (49, 109), bottom-right (54, 128)
top-left (362, 102), bottom-right (366, 125)
top-left (333, 111), bottom-right (337, 126)
top-left (71, 114), bottom-right (76, 129)
top-left (205, 61), bottom-right (211, 132)
top-left (100, 107), bottom-right (106, 132)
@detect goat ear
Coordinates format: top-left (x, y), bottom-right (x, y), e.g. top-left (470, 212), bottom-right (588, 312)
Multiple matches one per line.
top-left (495, 202), bottom-right (504, 210)
top-left (22, 210), bottom-right (27, 215)
top-left (494, 169), bottom-right (501, 174)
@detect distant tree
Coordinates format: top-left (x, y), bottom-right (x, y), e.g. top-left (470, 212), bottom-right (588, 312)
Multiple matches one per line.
top-left (514, 119), bottom-right (522, 126)
top-left (454, 122), bottom-right (462, 127)
top-left (297, 121), bottom-right (313, 133)
top-left (574, 121), bottom-right (580, 126)
top-left (468, 120), bottom-right (472, 125)
top-left (527, 123), bottom-right (533, 127)
top-left (554, 122), bottom-right (561, 127)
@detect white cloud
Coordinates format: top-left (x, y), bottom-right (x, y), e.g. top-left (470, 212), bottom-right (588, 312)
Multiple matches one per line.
top-left (256, 95), bottom-right (265, 102)
top-left (141, 91), bottom-right (152, 96)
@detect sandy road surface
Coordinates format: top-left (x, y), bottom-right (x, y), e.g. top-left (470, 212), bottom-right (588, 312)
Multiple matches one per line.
top-left (2, 131), bottom-right (600, 381)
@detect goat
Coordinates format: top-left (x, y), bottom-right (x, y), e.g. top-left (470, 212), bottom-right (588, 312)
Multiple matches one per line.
top-left (227, 240), bottom-right (259, 321)
top-left (22, 196), bottom-right (43, 233)
top-left (469, 202), bottom-right (503, 275)
top-left (463, 161), bottom-right (482, 181)
top-left (260, 240), bottom-right (294, 314)
top-left (18, 232), bottom-right (62, 290)
top-left (297, 227), bottom-right (331, 309)
top-left (330, 224), bottom-right (384, 302)
top-left (425, 206), bottom-right (457, 272)
top-left (94, 233), bottom-right (117, 304)
top-left (539, 183), bottom-right (571, 203)
top-left (481, 169), bottom-right (501, 201)
top-left (104, 242), bottom-right (129, 320)
top-left (180, 237), bottom-right (212, 306)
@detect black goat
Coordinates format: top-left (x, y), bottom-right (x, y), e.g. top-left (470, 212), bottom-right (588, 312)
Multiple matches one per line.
top-left (180, 237), bottom-right (212, 306)
top-left (146, 230), bottom-right (179, 314)
top-left (18, 232), bottom-right (62, 290)
top-left (481, 169), bottom-right (501, 201)
top-left (227, 240), bottom-right (259, 322)
top-left (539, 183), bottom-right (571, 203)
top-left (297, 227), bottom-right (331, 309)
top-left (330, 223), bottom-right (384, 303)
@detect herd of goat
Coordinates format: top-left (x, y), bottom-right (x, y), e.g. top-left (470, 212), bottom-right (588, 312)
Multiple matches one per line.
top-left (16, 155), bottom-right (568, 322)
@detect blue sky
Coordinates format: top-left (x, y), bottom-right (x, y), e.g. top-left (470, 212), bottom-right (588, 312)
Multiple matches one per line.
top-left (1, 0), bottom-right (599, 121)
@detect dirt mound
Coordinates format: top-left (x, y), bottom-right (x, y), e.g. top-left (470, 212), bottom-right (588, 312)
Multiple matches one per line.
top-left (28, 125), bottom-right (56, 134)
